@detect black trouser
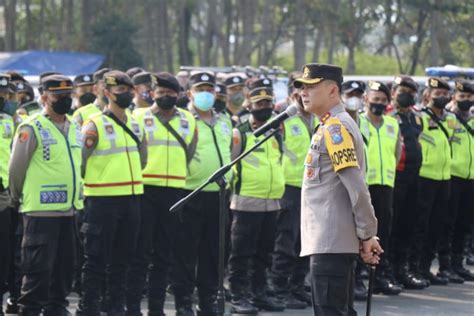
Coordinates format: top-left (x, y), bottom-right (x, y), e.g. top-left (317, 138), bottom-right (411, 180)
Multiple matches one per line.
top-left (126, 186), bottom-right (183, 315)
top-left (271, 185), bottom-right (308, 294)
top-left (170, 191), bottom-right (220, 307)
top-left (80, 196), bottom-right (140, 315)
top-left (412, 177), bottom-right (450, 271)
top-left (0, 208), bottom-right (11, 298)
top-left (390, 171), bottom-right (419, 271)
top-left (73, 210), bottom-right (84, 296)
top-left (368, 185), bottom-right (393, 274)
top-left (439, 177), bottom-right (474, 265)
top-left (228, 209), bottom-right (277, 297)
top-left (309, 254), bottom-right (357, 316)
top-left (8, 209), bottom-right (23, 301)
top-left (18, 215), bottom-right (75, 315)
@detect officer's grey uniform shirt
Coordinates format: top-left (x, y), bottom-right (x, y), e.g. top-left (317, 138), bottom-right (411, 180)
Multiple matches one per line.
top-left (300, 104), bottom-right (378, 256)
top-left (9, 112), bottom-right (74, 217)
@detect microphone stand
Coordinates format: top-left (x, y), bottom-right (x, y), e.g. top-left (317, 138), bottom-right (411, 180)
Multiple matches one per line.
top-left (170, 128), bottom-right (280, 316)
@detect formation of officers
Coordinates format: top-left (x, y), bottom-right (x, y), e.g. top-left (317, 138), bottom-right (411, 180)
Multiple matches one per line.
top-left (0, 61), bottom-right (472, 316)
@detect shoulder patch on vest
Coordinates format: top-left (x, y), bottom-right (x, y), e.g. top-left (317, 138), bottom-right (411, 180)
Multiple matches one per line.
top-left (324, 117), bottom-right (358, 172)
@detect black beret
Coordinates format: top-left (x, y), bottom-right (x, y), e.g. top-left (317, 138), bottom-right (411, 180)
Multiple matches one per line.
top-left (426, 77), bottom-right (450, 91)
top-left (247, 77), bottom-right (273, 91)
top-left (455, 80), bottom-right (473, 94)
top-left (190, 72), bottom-right (216, 87)
top-left (126, 67), bottom-right (145, 78)
top-left (216, 84), bottom-right (227, 96)
top-left (0, 74), bottom-right (10, 93)
top-left (103, 71), bottom-right (133, 88)
top-left (224, 75), bottom-right (245, 88)
top-left (294, 63), bottom-right (343, 88)
top-left (93, 68), bottom-right (111, 83)
top-left (73, 73), bottom-right (94, 87)
top-left (367, 80), bottom-right (391, 102)
top-left (342, 80), bottom-right (366, 94)
top-left (249, 87), bottom-right (273, 103)
top-left (42, 74), bottom-right (74, 94)
top-left (132, 72), bottom-right (154, 86)
top-left (154, 72), bottom-right (180, 93)
top-left (393, 75), bottom-right (418, 92)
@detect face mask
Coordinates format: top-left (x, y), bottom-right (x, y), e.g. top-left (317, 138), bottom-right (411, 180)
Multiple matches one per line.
top-left (213, 99), bottom-right (226, 112)
top-left (176, 95), bottom-right (189, 109)
top-left (432, 96), bottom-right (450, 109)
top-left (101, 95), bottom-right (108, 104)
top-left (155, 95), bottom-right (177, 110)
top-left (112, 91), bottom-right (133, 109)
top-left (251, 108), bottom-right (273, 122)
top-left (51, 96), bottom-right (73, 115)
top-left (9, 100), bottom-right (18, 110)
top-left (457, 100), bottom-right (473, 112)
top-left (396, 92), bottom-right (415, 108)
top-left (344, 96), bottom-right (363, 111)
top-left (229, 91), bottom-right (245, 107)
top-left (141, 91), bottom-right (154, 105)
top-left (79, 92), bottom-right (96, 106)
top-left (369, 103), bottom-right (386, 116)
top-left (0, 97), bottom-right (5, 112)
top-left (193, 91), bottom-right (215, 111)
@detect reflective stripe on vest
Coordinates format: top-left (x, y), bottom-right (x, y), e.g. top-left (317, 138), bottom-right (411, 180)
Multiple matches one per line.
top-left (20, 114), bottom-right (83, 212)
top-left (84, 113), bottom-right (144, 196)
top-left (135, 108), bottom-right (195, 188)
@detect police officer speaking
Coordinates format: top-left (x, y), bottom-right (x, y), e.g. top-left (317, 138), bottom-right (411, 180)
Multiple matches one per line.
top-left (294, 63), bottom-right (382, 316)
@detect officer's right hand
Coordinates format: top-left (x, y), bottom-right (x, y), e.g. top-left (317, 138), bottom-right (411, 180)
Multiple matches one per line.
top-left (360, 237), bottom-right (384, 265)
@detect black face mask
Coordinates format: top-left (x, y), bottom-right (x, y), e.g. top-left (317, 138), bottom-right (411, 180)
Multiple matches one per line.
top-left (457, 100), bottom-right (473, 112)
top-left (213, 99), bottom-right (226, 112)
top-left (155, 95), bottom-right (177, 110)
top-left (176, 95), bottom-right (189, 109)
top-left (251, 108), bottom-right (273, 122)
top-left (79, 92), bottom-right (96, 106)
top-left (113, 91), bottom-right (133, 109)
top-left (369, 103), bottom-right (386, 116)
top-left (52, 96), bottom-right (73, 115)
top-left (397, 92), bottom-right (415, 108)
top-left (432, 96), bottom-right (450, 109)
top-left (0, 97), bottom-right (5, 112)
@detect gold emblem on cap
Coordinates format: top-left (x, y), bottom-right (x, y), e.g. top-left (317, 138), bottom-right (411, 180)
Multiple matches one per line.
top-left (151, 75), bottom-right (158, 85)
top-left (456, 82), bottom-right (463, 91)
top-left (430, 78), bottom-right (438, 88)
top-left (259, 90), bottom-right (267, 96)
top-left (369, 81), bottom-right (381, 90)
top-left (105, 76), bottom-right (117, 85)
top-left (303, 66), bottom-right (310, 78)
top-left (60, 81), bottom-right (68, 88)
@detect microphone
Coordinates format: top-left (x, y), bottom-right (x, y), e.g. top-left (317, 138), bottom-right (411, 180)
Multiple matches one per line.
top-left (253, 105), bottom-right (298, 137)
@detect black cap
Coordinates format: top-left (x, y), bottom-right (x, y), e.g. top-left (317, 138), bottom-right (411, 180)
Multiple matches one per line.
top-left (7, 82), bottom-right (17, 93)
top-left (42, 75), bottom-right (74, 94)
top-left (454, 80), bottom-right (473, 94)
top-left (216, 84), bottom-right (227, 96)
top-left (93, 68), bottom-right (110, 83)
top-left (247, 77), bottom-right (273, 91)
top-left (39, 71), bottom-right (61, 83)
top-left (132, 72), bottom-right (154, 86)
top-left (16, 81), bottom-right (34, 98)
top-left (342, 80), bottom-right (366, 94)
top-left (74, 74), bottom-right (94, 87)
top-left (154, 72), bottom-right (180, 93)
top-left (367, 80), bottom-right (391, 102)
top-left (0, 74), bottom-right (10, 93)
top-left (103, 71), bottom-right (133, 88)
top-left (293, 63), bottom-right (343, 88)
top-left (427, 77), bottom-right (450, 91)
top-left (7, 71), bottom-right (26, 83)
top-left (190, 72), bottom-right (216, 87)
top-left (126, 67), bottom-right (145, 78)
top-left (249, 87), bottom-right (273, 103)
top-left (224, 75), bottom-right (245, 88)
top-left (393, 75), bottom-right (418, 92)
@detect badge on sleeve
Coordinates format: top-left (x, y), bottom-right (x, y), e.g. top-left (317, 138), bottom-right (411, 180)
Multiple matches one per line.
top-left (324, 117), bottom-right (358, 172)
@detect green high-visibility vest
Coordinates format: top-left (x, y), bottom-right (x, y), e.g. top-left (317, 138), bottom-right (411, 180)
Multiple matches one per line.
top-left (418, 110), bottom-right (456, 181)
top-left (451, 115), bottom-right (474, 179)
top-left (185, 112), bottom-right (232, 192)
top-left (233, 121), bottom-right (285, 199)
top-left (84, 113), bottom-right (144, 196)
top-left (359, 114), bottom-right (399, 188)
top-left (73, 103), bottom-right (101, 126)
top-left (19, 114), bottom-right (83, 212)
top-left (135, 108), bottom-right (196, 188)
top-left (0, 113), bottom-right (14, 189)
top-left (283, 115), bottom-right (318, 188)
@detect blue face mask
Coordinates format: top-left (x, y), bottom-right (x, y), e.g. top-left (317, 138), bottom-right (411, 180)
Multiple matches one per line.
top-left (193, 91), bottom-right (215, 111)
